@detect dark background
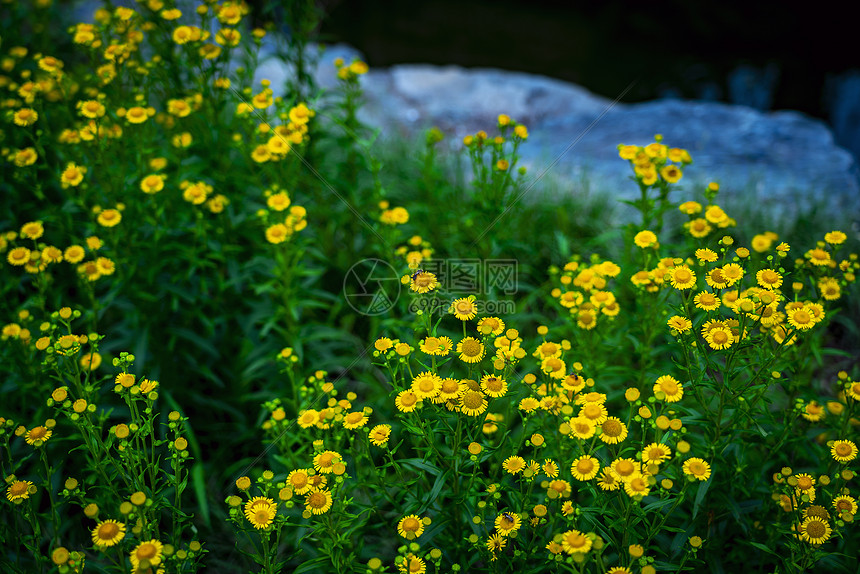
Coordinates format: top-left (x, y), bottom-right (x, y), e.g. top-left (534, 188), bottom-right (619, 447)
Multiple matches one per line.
top-left (260, 0), bottom-right (860, 162)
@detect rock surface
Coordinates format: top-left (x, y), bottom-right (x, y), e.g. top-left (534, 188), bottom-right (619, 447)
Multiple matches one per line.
top-left (265, 45), bottom-right (858, 218)
top-left (358, 65), bottom-right (858, 216)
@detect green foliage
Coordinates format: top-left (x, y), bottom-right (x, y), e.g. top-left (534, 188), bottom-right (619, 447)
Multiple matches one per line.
top-left (1, 1), bottom-right (858, 573)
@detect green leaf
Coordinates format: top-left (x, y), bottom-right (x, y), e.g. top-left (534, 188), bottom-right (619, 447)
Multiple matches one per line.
top-left (746, 541), bottom-right (779, 556)
top-left (293, 556), bottom-right (330, 574)
top-left (191, 463), bottom-right (210, 527)
top-left (642, 498), bottom-right (676, 513)
top-left (401, 458), bottom-right (442, 475)
top-left (418, 469), bottom-right (450, 514)
top-left (692, 476), bottom-right (712, 520)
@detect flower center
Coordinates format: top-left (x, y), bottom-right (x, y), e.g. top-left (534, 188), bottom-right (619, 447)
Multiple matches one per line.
top-left (805, 520), bottom-right (825, 538)
top-left (461, 340), bottom-right (480, 356)
top-left (461, 391), bottom-right (483, 409)
top-left (308, 492), bottom-right (325, 508)
top-left (602, 419), bottom-right (622, 437)
top-left (290, 473), bottom-right (307, 489)
top-left (566, 533), bottom-right (587, 548)
top-left (99, 523), bottom-right (119, 539)
top-left (417, 379), bottom-right (435, 392)
top-left (137, 543), bottom-right (157, 559)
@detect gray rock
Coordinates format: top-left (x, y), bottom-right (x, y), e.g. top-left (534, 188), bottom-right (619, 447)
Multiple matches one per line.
top-left (342, 62), bottom-right (859, 219)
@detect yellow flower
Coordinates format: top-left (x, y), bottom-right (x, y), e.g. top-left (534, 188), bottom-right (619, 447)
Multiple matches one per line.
top-left (833, 495), bottom-right (857, 516)
top-left (411, 371), bottom-right (442, 399)
top-left (410, 271), bottom-right (438, 293)
top-left (25, 425), bottom-right (52, 446)
top-left (597, 468), bottom-right (620, 491)
top-left (682, 458), bottom-right (711, 481)
top-left (599, 417), bottom-right (628, 444)
top-left (92, 520), bottom-right (126, 547)
top-left (130, 539), bottom-right (164, 569)
top-left (824, 231), bottom-right (846, 245)
top-left (502, 456), bottom-right (526, 474)
top-left (13, 147), bottom-right (38, 166)
top-left (801, 402), bottom-right (825, 422)
top-left (97, 209), bottom-right (122, 227)
top-left (245, 496), bottom-right (277, 528)
top-left (786, 306), bottom-right (816, 331)
top-left (578, 402), bottom-right (608, 426)
top-left (694, 248), bottom-right (718, 263)
top-left (818, 278), bottom-right (841, 301)
top-left (60, 163), bottom-right (86, 188)
top-left (704, 205), bottom-right (728, 225)
top-left (540, 356), bottom-right (566, 379)
top-left (806, 248), bottom-right (830, 266)
top-left (368, 424), bottom-right (391, 447)
top-left (799, 516), bottom-right (831, 545)
top-left (6, 480), bottom-right (35, 502)
top-left (215, 27), bottom-right (241, 47)
top-left (449, 296), bottom-right (478, 321)
top-left (653, 375), bottom-right (683, 402)
top-left (312, 450), bottom-right (343, 474)
top-left (477, 316), bottom-right (506, 336)
top-left (624, 475), bottom-right (651, 498)
top-left (305, 489), bottom-right (333, 515)
top-left (705, 326), bottom-right (734, 350)
top-left (560, 529), bottom-right (592, 554)
top-left (660, 164), bottom-right (682, 183)
top-left (756, 269), bottom-right (783, 289)
top-left (7, 247), bottom-right (31, 266)
top-left (693, 291), bottom-right (720, 311)
top-left (457, 337), bottom-right (485, 363)
top-left (125, 106), bottom-right (150, 124)
top-left (286, 469), bottom-right (313, 494)
top-left (634, 230), bottom-right (658, 248)
top-left (687, 218), bottom-right (712, 238)
top-left (395, 390), bottom-right (421, 413)
top-left (480, 374), bottom-right (508, 398)
top-left (458, 389), bottom-right (488, 416)
top-left (570, 455), bottom-right (600, 481)
top-left (494, 512), bottom-right (521, 536)
top-left (831, 440), bottom-right (858, 463)
top-left (399, 553), bottom-right (425, 573)
top-left (641, 443), bottom-right (672, 466)
top-left (265, 224), bottom-right (289, 244)
top-left (668, 266), bottom-right (696, 290)
top-left (13, 108), bottom-right (38, 126)
top-left (397, 515), bottom-right (425, 540)
top-left (667, 315), bottom-right (692, 334)
top-left (679, 201), bottom-right (702, 214)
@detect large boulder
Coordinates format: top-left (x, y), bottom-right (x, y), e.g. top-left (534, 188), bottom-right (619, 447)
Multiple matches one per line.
top-left (346, 63), bottom-right (859, 217)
